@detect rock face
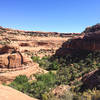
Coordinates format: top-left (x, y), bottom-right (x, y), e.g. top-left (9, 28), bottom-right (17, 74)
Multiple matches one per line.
top-left (67, 38), bottom-right (100, 51)
top-left (0, 45), bottom-right (30, 69)
top-left (55, 24), bottom-right (100, 56)
top-left (83, 24), bottom-right (100, 40)
top-left (68, 24), bottom-right (100, 51)
top-left (8, 53), bottom-right (22, 68)
top-left (0, 54), bottom-right (9, 68)
top-left (0, 45), bottom-right (18, 54)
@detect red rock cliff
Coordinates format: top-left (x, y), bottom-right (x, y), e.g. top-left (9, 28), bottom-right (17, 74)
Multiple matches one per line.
top-left (67, 24), bottom-right (100, 51)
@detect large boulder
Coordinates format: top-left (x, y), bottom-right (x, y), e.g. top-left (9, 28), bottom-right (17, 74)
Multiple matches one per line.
top-left (8, 53), bottom-right (22, 68)
top-left (0, 51), bottom-right (32, 69)
top-left (0, 52), bottom-right (22, 68)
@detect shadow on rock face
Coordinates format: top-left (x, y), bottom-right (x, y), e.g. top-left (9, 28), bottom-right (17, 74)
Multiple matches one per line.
top-left (51, 39), bottom-right (94, 64)
top-left (51, 24), bottom-right (100, 63)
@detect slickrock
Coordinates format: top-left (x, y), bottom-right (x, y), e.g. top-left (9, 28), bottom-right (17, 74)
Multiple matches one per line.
top-left (0, 85), bottom-right (38, 100)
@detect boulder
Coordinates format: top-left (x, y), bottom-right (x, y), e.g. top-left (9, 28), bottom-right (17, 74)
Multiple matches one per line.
top-left (0, 52), bottom-right (22, 68)
top-left (8, 53), bottom-right (22, 68)
top-left (52, 85), bottom-right (70, 97)
top-left (0, 51), bottom-right (32, 68)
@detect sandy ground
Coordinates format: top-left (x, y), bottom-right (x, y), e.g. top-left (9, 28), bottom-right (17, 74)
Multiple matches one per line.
top-left (0, 85), bottom-right (38, 100)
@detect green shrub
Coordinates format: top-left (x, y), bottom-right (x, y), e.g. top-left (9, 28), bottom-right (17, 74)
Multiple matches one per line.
top-left (48, 61), bottom-right (60, 70)
top-left (31, 55), bottom-right (40, 62)
top-left (31, 55), bottom-right (60, 71)
top-left (9, 75), bottom-right (31, 93)
top-left (29, 72), bottom-right (56, 99)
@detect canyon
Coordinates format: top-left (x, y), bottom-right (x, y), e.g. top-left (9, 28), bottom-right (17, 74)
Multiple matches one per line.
top-left (1, 24), bottom-right (100, 100)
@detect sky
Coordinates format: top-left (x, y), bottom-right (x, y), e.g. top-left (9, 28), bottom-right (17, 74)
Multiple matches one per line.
top-left (0, 0), bottom-right (100, 33)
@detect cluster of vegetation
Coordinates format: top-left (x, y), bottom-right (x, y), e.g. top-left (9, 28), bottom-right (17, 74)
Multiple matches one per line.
top-left (9, 72), bottom-right (57, 99)
top-left (9, 50), bottom-right (100, 100)
top-left (31, 55), bottom-right (60, 70)
top-left (31, 51), bottom-right (100, 87)
top-left (42, 89), bottom-right (100, 100)
top-left (9, 74), bottom-right (100, 100)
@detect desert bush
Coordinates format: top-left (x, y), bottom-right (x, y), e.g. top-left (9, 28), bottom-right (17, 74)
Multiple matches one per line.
top-left (30, 72), bottom-right (56, 99)
top-left (31, 55), bottom-right (60, 70)
top-left (42, 91), bottom-right (73, 100)
top-left (48, 60), bottom-right (60, 70)
top-left (31, 55), bottom-right (40, 62)
top-left (9, 73), bottom-right (56, 99)
top-left (9, 75), bottom-right (31, 93)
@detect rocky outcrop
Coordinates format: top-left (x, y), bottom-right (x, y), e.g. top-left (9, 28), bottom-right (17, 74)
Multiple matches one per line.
top-left (67, 38), bottom-right (100, 51)
top-left (82, 69), bottom-right (100, 90)
top-left (68, 24), bottom-right (100, 51)
top-left (55, 24), bottom-right (100, 56)
top-left (0, 45), bottom-right (31, 69)
top-left (0, 45), bottom-right (18, 54)
top-left (7, 53), bottom-right (22, 68)
top-left (83, 24), bottom-right (100, 40)
top-left (52, 85), bottom-right (70, 97)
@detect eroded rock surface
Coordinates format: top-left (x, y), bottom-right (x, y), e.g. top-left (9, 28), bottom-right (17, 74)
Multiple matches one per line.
top-left (55, 24), bottom-right (100, 57)
top-left (0, 45), bottom-right (30, 69)
top-left (69, 24), bottom-right (100, 51)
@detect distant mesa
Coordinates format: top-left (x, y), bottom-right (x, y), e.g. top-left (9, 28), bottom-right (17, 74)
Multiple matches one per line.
top-left (0, 26), bottom-right (80, 37)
